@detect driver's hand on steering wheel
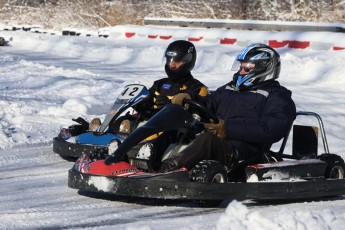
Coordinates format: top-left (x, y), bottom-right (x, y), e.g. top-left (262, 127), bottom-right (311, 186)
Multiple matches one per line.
top-left (204, 119), bottom-right (226, 139)
top-left (171, 93), bottom-right (191, 109)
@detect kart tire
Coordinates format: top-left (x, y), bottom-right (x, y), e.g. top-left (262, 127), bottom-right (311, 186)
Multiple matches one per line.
top-left (191, 160), bottom-right (227, 207)
top-left (318, 153), bottom-right (345, 179)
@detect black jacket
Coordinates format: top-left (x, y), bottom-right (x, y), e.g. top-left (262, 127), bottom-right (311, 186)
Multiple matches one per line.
top-left (136, 73), bottom-right (208, 117)
top-left (194, 80), bottom-right (296, 161)
top-left (150, 73), bottom-right (208, 98)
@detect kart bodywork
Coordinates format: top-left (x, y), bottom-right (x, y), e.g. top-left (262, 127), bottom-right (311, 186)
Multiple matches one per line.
top-left (68, 103), bottom-right (345, 206)
top-left (53, 84), bottom-right (150, 158)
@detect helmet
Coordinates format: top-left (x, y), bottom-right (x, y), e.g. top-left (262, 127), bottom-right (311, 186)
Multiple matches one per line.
top-left (164, 40), bottom-right (196, 82)
top-left (231, 43), bottom-right (281, 91)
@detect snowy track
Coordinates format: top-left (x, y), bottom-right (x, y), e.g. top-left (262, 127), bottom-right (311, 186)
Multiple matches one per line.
top-left (2, 145), bottom-right (345, 229)
top-left (0, 145), bottom-right (225, 229)
top-left (1, 29), bottom-right (345, 229)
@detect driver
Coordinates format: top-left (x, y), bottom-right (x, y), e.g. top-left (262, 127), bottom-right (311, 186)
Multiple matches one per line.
top-left (130, 40), bottom-right (208, 170)
top-left (119, 40), bottom-right (208, 134)
top-left (160, 43), bottom-right (296, 173)
top-left (136, 39), bottom-right (208, 116)
top-left (70, 40), bottom-right (207, 135)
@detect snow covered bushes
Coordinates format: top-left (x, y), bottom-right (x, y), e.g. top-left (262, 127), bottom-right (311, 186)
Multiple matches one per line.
top-left (0, 0), bottom-right (344, 30)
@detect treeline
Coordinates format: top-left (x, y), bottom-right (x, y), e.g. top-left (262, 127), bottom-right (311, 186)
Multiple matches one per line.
top-left (0, 0), bottom-right (344, 29)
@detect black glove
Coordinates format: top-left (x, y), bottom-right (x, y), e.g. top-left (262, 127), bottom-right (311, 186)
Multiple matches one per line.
top-left (68, 125), bottom-right (85, 136)
top-left (72, 117), bottom-right (89, 129)
top-left (155, 95), bottom-right (171, 106)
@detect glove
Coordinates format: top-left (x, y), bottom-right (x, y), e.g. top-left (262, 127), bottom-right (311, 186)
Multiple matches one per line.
top-left (72, 117), bottom-right (89, 130)
top-left (204, 119), bottom-right (226, 139)
top-left (68, 125), bottom-right (85, 136)
top-left (89, 118), bottom-right (101, 131)
top-left (155, 94), bottom-right (171, 106)
top-left (171, 93), bottom-right (191, 109)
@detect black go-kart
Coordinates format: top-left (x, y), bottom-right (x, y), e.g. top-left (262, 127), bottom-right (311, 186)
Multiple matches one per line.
top-left (0, 36), bottom-right (11, 46)
top-left (68, 100), bottom-right (345, 207)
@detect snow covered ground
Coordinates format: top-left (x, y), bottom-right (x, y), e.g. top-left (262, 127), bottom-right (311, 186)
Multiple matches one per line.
top-left (1, 25), bottom-right (345, 229)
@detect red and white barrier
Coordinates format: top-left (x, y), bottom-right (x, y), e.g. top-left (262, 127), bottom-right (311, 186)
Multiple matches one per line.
top-left (2, 23), bottom-right (344, 51)
top-left (107, 25), bottom-right (345, 51)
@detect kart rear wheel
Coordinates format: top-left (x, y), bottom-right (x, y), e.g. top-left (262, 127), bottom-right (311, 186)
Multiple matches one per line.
top-left (318, 154), bottom-right (345, 179)
top-left (191, 160), bottom-right (227, 207)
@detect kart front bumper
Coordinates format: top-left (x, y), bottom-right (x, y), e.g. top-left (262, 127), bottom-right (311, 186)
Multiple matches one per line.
top-left (68, 168), bottom-right (345, 201)
top-left (53, 137), bottom-right (107, 158)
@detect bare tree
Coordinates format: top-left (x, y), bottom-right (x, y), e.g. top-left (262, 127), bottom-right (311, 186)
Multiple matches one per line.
top-left (0, 0), bottom-right (344, 30)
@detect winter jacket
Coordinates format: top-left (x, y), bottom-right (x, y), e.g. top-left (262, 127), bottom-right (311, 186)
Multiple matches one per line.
top-left (150, 73), bottom-right (208, 100)
top-left (148, 72), bottom-right (208, 110)
top-left (135, 72), bottom-right (207, 117)
top-left (194, 80), bottom-right (296, 161)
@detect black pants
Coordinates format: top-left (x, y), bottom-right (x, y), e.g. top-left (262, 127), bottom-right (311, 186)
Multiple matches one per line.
top-left (150, 130), bottom-right (178, 171)
top-left (169, 132), bottom-right (237, 170)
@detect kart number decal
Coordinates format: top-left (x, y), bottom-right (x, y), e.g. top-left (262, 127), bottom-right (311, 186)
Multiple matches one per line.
top-left (119, 85), bottom-right (145, 100)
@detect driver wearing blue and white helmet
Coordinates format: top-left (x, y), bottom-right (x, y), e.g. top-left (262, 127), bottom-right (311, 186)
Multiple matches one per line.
top-left (231, 43), bottom-right (281, 91)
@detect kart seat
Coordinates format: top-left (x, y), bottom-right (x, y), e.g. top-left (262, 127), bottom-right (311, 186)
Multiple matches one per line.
top-left (292, 125), bottom-right (318, 159)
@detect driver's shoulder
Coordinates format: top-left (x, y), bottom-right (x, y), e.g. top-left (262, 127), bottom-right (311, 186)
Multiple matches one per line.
top-left (153, 77), bottom-right (170, 86)
top-left (214, 83), bottom-right (233, 94)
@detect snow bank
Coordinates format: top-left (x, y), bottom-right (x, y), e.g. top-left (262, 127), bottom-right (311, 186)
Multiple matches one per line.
top-left (217, 200), bottom-right (345, 230)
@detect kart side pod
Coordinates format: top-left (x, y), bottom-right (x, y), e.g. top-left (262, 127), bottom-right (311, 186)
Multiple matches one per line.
top-left (246, 111), bottom-right (332, 181)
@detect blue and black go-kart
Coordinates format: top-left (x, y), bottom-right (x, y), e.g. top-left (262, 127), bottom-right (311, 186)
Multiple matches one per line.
top-left (53, 84), bottom-right (151, 159)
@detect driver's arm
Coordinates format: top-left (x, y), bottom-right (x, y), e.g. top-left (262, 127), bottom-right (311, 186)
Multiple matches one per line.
top-left (191, 87), bottom-right (223, 115)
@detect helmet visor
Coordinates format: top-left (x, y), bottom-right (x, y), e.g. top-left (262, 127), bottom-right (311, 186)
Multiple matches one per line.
top-left (231, 61), bottom-right (255, 73)
top-left (165, 52), bottom-right (192, 71)
top-left (166, 51), bottom-right (192, 62)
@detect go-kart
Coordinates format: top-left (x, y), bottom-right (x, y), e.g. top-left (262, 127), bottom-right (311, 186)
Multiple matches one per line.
top-left (53, 84), bottom-right (151, 158)
top-left (68, 100), bottom-right (345, 207)
top-left (0, 36), bottom-right (11, 46)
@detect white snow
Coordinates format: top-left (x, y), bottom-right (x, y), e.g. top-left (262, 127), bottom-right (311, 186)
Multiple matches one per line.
top-left (88, 176), bottom-right (115, 193)
top-left (1, 24), bottom-right (345, 229)
top-left (136, 143), bottom-right (154, 160)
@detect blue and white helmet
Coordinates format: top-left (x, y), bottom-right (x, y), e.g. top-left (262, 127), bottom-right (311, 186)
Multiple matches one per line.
top-left (231, 43), bottom-right (281, 91)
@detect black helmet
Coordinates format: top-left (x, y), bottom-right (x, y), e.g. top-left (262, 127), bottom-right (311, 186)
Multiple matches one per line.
top-left (164, 40), bottom-right (196, 82)
top-left (231, 43), bottom-right (281, 91)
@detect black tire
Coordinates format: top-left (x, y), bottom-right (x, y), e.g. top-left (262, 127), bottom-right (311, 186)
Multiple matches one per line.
top-left (317, 154), bottom-right (345, 179)
top-left (191, 160), bottom-right (227, 207)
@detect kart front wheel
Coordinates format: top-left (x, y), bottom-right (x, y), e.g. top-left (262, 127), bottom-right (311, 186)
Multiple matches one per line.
top-left (318, 153), bottom-right (345, 179)
top-left (191, 160), bottom-right (227, 207)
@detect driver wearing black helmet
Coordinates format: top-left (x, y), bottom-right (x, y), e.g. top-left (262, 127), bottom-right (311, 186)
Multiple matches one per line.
top-left (73, 40), bottom-right (208, 135)
top-left (114, 40), bottom-right (208, 134)
top-left (147, 39), bottom-right (208, 111)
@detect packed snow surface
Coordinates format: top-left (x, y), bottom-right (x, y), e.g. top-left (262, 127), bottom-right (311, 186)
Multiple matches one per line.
top-left (1, 25), bottom-right (345, 229)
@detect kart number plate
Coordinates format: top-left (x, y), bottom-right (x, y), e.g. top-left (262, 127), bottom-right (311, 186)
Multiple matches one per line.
top-left (119, 84), bottom-right (145, 100)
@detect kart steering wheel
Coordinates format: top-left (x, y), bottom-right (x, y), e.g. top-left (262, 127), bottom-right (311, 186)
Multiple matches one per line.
top-left (183, 99), bottom-right (219, 124)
